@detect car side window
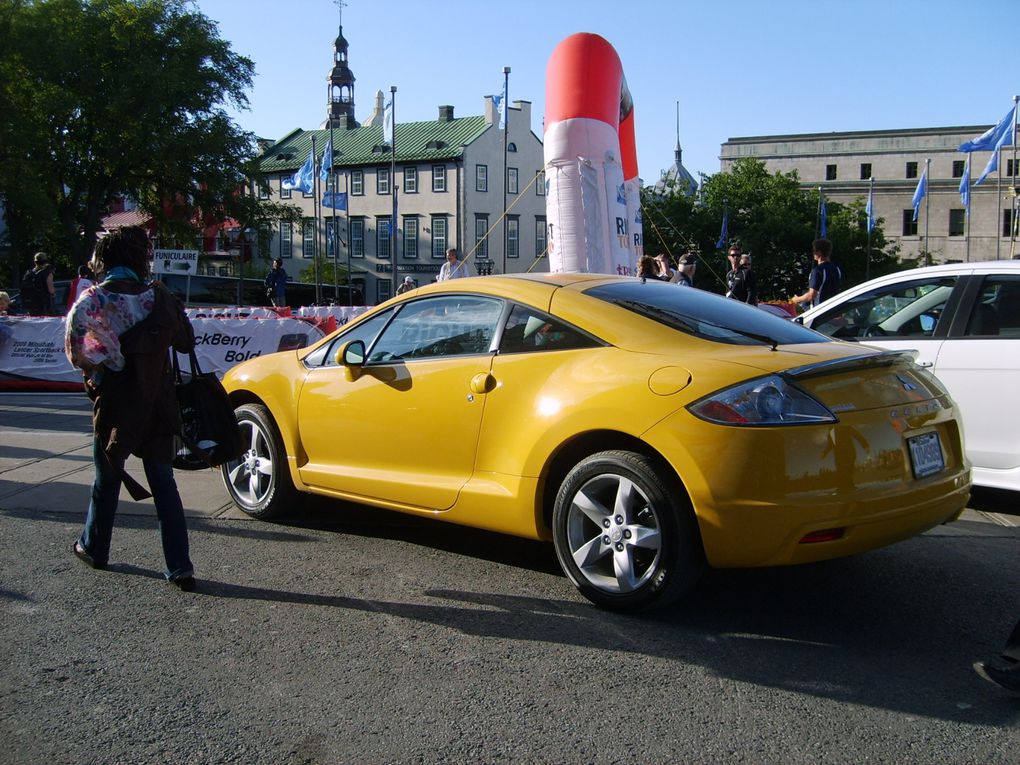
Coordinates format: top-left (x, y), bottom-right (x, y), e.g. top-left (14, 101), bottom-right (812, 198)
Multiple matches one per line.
top-left (964, 275), bottom-right (1020, 338)
top-left (305, 309), bottom-right (394, 367)
top-left (809, 277), bottom-right (957, 340)
top-left (367, 295), bottom-right (503, 362)
top-left (498, 304), bottom-right (600, 354)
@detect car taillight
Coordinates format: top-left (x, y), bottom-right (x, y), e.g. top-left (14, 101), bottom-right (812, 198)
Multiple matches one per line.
top-left (688, 375), bottom-right (836, 426)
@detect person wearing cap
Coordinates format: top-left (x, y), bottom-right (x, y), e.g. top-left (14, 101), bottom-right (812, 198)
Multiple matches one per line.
top-left (21, 252), bottom-right (56, 315)
top-left (724, 244), bottom-right (757, 305)
top-left (676, 253), bottom-right (697, 287)
top-left (397, 276), bottom-right (416, 295)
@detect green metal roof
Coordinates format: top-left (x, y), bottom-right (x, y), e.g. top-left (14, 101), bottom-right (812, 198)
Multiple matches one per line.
top-left (258, 115), bottom-right (491, 173)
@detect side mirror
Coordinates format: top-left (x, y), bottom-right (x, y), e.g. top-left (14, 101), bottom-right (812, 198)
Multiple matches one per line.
top-left (335, 340), bottom-right (366, 380)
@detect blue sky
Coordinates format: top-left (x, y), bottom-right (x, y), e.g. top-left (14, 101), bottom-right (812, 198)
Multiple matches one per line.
top-left (195, 0), bottom-right (1017, 183)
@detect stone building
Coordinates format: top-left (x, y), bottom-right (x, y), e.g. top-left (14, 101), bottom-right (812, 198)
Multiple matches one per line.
top-left (720, 126), bottom-right (1019, 264)
top-left (254, 24), bottom-right (547, 304)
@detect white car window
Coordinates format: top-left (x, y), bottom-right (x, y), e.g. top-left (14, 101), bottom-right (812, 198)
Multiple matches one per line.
top-left (964, 276), bottom-right (1020, 338)
top-left (809, 276), bottom-right (957, 340)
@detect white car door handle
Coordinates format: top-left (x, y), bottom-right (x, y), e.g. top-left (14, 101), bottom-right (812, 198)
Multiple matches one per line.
top-left (918, 361), bottom-right (934, 368)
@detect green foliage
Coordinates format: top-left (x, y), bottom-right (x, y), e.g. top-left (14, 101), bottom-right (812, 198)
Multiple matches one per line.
top-left (641, 158), bottom-right (902, 301)
top-left (297, 254), bottom-right (351, 292)
top-left (0, 0), bottom-right (257, 283)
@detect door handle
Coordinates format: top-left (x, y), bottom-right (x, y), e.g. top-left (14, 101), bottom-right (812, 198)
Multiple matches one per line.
top-left (469, 373), bottom-right (496, 394)
top-left (918, 361), bottom-right (934, 368)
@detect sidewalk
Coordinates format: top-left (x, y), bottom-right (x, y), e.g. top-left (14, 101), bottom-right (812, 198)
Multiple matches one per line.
top-left (0, 392), bottom-right (246, 521)
top-left (1, 392), bottom-right (1015, 526)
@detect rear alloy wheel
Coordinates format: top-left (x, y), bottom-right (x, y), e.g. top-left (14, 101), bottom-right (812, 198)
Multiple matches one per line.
top-left (552, 450), bottom-right (704, 611)
top-left (220, 403), bottom-right (296, 519)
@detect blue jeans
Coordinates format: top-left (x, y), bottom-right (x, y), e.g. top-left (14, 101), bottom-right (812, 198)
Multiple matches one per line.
top-left (78, 437), bottom-right (194, 581)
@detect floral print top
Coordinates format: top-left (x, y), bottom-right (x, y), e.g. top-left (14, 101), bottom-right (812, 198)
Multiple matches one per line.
top-left (65, 284), bottom-right (156, 379)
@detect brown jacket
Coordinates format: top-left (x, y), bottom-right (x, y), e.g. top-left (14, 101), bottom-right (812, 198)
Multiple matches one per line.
top-left (90, 281), bottom-right (195, 462)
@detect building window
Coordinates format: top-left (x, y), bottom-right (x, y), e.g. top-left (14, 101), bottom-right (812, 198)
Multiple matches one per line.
top-left (825, 164), bottom-right (837, 181)
top-left (953, 160), bottom-right (966, 178)
top-left (476, 164), bottom-right (488, 192)
top-left (860, 163), bottom-right (871, 180)
top-left (279, 176), bottom-right (292, 200)
top-left (302, 181), bottom-right (313, 199)
top-left (376, 280), bottom-right (392, 305)
top-left (1005, 209), bottom-right (1016, 238)
top-left (902, 210), bottom-right (918, 237)
top-left (507, 167), bottom-right (519, 194)
top-left (280, 221), bottom-right (293, 258)
top-left (403, 217), bottom-right (418, 259)
top-left (302, 220), bottom-right (315, 258)
top-left (350, 218), bottom-right (365, 258)
top-left (506, 216), bottom-right (519, 259)
top-left (949, 209), bottom-right (966, 237)
top-left (535, 217), bottom-right (547, 257)
top-left (351, 169), bottom-right (364, 195)
top-left (431, 216), bottom-right (447, 258)
top-left (906, 161), bottom-right (918, 179)
top-left (258, 181), bottom-right (269, 200)
top-left (258, 223), bottom-right (271, 259)
top-left (1008, 159), bottom-right (1017, 177)
top-left (377, 216), bottom-right (392, 260)
top-left (537, 170), bottom-right (546, 196)
top-left (377, 167), bottom-right (390, 195)
top-left (507, 142), bottom-right (517, 153)
top-left (474, 215), bottom-right (488, 258)
top-left (325, 217), bottom-right (340, 260)
top-left (404, 166), bottom-right (418, 193)
top-left (432, 164), bottom-right (446, 192)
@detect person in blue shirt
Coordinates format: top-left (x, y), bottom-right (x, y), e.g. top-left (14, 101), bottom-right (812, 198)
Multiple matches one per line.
top-left (264, 258), bottom-right (287, 307)
top-left (791, 238), bottom-right (842, 308)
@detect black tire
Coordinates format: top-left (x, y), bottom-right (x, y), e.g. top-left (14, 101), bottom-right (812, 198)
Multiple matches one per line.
top-left (552, 450), bottom-right (704, 612)
top-left (219, 403), bottom-right (296, 519)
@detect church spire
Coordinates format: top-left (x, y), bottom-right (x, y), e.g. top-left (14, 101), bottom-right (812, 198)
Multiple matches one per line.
top-left (325, 1), bottom-right (357, 129)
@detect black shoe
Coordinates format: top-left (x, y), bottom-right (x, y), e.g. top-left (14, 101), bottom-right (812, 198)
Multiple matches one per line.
top-left (169, 576), bottom-right (197, 592)
top-left (72, 541), bottom-right (106, 570)
top-left (973, 661), bottom-right (1020, 692)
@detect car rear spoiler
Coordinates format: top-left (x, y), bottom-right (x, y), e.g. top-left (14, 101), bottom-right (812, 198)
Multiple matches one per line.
top-left (782, 350), bottom-right (919, 381)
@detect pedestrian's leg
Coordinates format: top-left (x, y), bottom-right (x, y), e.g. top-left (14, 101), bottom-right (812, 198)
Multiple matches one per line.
top-left (143, 458), bottom-right (194, 581)
top-left (78, 437), bottom-right (122, 566)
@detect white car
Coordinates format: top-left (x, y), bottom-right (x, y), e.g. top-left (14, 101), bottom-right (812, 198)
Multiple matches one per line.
top-left (798, 260), bottom-right (1020, 493)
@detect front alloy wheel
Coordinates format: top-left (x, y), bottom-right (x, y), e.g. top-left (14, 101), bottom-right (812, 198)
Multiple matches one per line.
top-left (220, 403), bottom-right (295, 519)
top-left (552, 450), bottom-right (704, 611)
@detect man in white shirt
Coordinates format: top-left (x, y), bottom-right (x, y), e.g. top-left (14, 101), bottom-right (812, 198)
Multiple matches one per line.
top-left (437, 248), bottom-right (472, 281)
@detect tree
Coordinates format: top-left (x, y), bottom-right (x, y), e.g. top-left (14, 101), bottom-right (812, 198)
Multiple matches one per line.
top-left (641, 158), bottom-right (900, 300)
top-left (0, 0), bottom-right (256, 283)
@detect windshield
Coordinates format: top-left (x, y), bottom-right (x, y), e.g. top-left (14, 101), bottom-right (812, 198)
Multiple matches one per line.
top-left (585, 280), bottom-right (829, 347)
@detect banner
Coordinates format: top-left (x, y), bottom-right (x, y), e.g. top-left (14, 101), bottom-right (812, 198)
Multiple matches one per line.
top-left (0, 315), bottom-right (346, 390)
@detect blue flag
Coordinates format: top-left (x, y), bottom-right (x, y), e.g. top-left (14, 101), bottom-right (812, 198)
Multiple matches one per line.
top-left (282, 148), bottom-right (314, 193)
top-left (866, 183), bottom-right (876, 233)
top-left (975, 148), bottom-right (1001, 186)
top-left (715, 204), bottom-right (728, 249)
top-left (959, 153), bottom-right (971, 211)
top-left (958, 104), bottom-right (1017, 152)
top-left (321, 191), bottom-right (348, 210)
top-left (819, 194), bottom-right (828, 238)
top-left (911, 166), bottom-right (928, 222)
top-left (320, 141), bottom-right (332, 182)
top-left (383, 98), bottom-right (393, 147)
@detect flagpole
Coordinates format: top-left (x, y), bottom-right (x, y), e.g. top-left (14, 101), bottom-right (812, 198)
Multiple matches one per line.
top-left (964, 155), bottom-right (971, 263)
top-left (1011, 95), bottom-right (1019, 260)
top-left (312, 134), bottom-right (322, 304)
top-left (866, 176), bottom-right (873, 280)
top-left (501, 65), bottom-right (510, 276)
top-left (815, 187), bottom-right (821, 239)
top-left (389, 85), bottom-right (398, 297)
top-left (345, 169), bottom-right (352, 307)
top-left (330, 125), bottom-right (337, 303)
top-left (923, 158), bottom-right (930, 267)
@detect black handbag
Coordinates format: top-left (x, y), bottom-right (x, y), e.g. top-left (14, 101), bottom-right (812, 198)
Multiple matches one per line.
top-left (172, 349), bottom-right (245, 471)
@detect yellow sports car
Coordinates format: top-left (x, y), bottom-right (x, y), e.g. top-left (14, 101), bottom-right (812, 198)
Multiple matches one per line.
top-left (220, 273), bottom-right (971, 611)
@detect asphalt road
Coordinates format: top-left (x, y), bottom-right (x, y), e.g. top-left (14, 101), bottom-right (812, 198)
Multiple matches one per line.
top-left (1, 393), bottom-right (1018, 764)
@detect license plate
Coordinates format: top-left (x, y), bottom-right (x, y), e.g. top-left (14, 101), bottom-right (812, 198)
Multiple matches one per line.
top-left (908, 431), bottom-right (944, 479)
